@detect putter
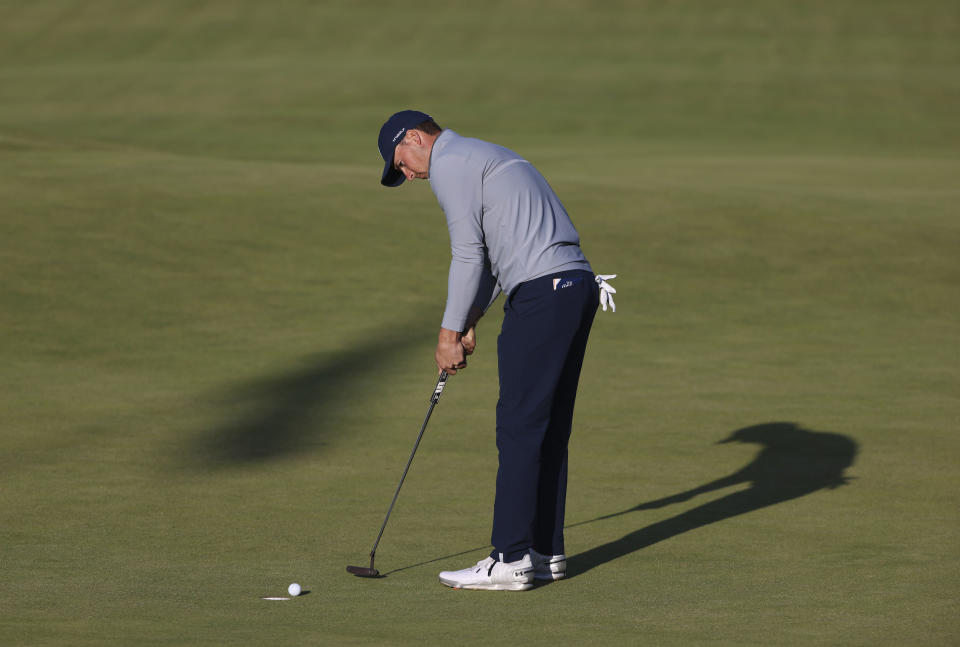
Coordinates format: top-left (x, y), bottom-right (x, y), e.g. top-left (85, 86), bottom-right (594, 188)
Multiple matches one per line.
top-left (347, 370), bottom-right (449, 578)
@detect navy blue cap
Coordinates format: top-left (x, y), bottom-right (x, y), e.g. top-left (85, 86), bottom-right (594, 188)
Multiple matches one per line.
top-left (378, 110), bottom-right (432, 187)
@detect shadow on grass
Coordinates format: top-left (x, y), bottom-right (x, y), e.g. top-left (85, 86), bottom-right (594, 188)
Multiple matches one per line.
top-left (567, 422), bottom-right (858, 578)
top-left (381, 422), bottom-right (857, 582)
top-left (183, 319), bottom-right (434, 469)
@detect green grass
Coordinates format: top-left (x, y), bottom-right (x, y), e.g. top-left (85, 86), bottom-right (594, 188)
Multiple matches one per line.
top-left (1, 1), bottom-right (958, 645)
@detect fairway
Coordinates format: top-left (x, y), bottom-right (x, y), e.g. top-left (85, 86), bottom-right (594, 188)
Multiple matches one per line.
top-left (1, 1), bottom-right (958, 645)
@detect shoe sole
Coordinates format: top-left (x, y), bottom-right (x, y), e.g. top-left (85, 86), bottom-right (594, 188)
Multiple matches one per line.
top-left (439, 577), bottom-right (533, 591)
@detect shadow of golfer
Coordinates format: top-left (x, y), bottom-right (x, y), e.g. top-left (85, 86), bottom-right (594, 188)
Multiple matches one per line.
top-left (568, 422), bottom-right (858, 578)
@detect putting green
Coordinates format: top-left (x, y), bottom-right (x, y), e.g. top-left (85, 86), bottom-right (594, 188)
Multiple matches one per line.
top-left (1, 1), bottom-right (957, 645)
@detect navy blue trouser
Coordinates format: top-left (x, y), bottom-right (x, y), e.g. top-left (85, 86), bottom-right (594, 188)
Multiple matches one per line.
top-left (490, 269), bottom-right (599, 562)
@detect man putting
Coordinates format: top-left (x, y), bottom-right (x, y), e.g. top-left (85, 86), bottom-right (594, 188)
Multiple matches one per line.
top-left (377, 110), bottom-right (612, 590)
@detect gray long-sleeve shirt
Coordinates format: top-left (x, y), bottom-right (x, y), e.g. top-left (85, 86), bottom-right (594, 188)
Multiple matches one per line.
top-left (429, 130), bottom-right (592, 332)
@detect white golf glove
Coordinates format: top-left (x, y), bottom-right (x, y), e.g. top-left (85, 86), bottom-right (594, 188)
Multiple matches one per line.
top-left (595, 274), bottom-right (617, 312)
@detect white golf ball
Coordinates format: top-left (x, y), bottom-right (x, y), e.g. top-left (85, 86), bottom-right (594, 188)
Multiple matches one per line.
top-left (288, 582), bottom-right (301, 597)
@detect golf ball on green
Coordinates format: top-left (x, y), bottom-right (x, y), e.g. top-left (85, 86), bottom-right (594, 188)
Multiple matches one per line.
top-left (288, 583), bottom-right (301, 597)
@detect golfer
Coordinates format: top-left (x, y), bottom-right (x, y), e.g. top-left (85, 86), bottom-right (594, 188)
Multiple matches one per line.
top-left (377, 110), bottom-right (613, 590)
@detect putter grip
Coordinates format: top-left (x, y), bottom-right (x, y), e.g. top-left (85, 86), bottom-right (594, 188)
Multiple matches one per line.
top-left (431, 371), bottom-right (448, 404)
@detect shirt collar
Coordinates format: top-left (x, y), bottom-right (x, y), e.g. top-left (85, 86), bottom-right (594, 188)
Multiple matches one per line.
top-left (428, 129), bottom-right (456, 178)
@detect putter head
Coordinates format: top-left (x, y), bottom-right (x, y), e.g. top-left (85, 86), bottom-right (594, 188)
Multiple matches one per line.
top-left (346, 565), bottom-right (381, 578)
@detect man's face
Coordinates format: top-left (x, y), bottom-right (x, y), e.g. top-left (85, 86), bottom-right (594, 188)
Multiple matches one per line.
top-left (393, 131), bottom-right (431, 182)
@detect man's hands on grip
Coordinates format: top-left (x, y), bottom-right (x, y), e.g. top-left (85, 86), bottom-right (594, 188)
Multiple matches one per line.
top-left (461, 326), bottom-right (476, 356)
top-left (436, 328), bottom-right (466, 375)
top-left (459, 306), bottom-right (482, 360)
top-left (436, 314), bottom-right (481, 375)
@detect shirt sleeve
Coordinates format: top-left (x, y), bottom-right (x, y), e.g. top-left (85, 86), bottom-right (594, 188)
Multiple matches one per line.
top-left (432, 159), bottom-right (486, 332)
top-left (471, 260), bottom-right (502, 315)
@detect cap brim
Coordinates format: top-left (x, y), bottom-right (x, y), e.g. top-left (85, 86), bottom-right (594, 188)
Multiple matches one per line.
top-left (381, 155), bottom-right (405, 187)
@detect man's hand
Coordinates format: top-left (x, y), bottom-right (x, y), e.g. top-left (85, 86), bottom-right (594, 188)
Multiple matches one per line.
top-left (461, 326), bottom-right (476, 356)
top-left (436, 328), bottom-right (466, 375)
top-left (459, 306), bottom-right (483, 357)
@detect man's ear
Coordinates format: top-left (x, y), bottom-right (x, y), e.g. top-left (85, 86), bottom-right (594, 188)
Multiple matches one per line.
top-left (406, 129), bottom-right (423, 146)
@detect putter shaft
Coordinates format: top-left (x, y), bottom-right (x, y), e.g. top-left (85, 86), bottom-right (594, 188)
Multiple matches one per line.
top-left (348, 371), bottom-right (449, 577)
top-left (368, 371), bottom-right (448, 559)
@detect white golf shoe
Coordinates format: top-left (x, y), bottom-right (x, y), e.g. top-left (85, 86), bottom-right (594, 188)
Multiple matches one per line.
top-left (529, 548), bottom-right (567, 581)
top-left (438, 553), bottom-right (534, 591)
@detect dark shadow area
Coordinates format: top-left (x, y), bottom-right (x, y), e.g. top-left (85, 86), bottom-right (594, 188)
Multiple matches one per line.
top-left (568, 422), bottom-right (858, 578)
top-left (182, 318), bottom-right (435, 469)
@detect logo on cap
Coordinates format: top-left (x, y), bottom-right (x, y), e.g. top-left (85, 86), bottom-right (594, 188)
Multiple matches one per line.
top-left (392, 128), bottom-right (406, 143)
